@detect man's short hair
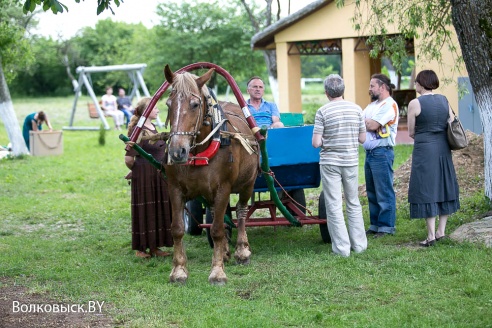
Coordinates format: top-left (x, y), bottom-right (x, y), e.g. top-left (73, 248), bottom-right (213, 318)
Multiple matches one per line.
top-left (247, 76), bottom-right (263, 88)
top-left (324, 74), bottom-right (345, 98)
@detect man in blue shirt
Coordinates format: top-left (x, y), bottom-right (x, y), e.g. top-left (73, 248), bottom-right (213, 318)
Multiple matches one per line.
top-left (246, 76), bottom-right (284, 128)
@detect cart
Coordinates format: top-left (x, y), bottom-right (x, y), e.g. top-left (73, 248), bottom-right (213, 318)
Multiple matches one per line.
top-left (118, 62), bottom-right (331, 246)
top-left (184, 119), bottom-right (331, 245)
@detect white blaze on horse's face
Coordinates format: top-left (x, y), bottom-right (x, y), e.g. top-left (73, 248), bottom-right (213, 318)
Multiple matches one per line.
top-left (167, 89), bottom-right (202, 164)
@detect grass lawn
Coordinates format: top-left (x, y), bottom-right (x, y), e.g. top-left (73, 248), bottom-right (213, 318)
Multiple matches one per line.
top-left (1, 96), bottom-right (491, 327)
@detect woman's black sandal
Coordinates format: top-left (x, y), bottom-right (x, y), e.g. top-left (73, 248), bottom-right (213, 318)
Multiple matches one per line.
top-left (419, 239), bottom-right (436, 247)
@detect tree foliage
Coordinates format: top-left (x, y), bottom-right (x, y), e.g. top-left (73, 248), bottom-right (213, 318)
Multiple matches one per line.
top-left (151, 0), bottom-right (265, 91)
top-left (336, 0), bottom-right (492, 200)
top-left (9, 0), bottom-right (273, 95)
top-left (301, 55), bottom-right (341, 78)
top-left (0, 0), bottom-right (35, 82)
top-left (8, 37), bottom-right (71, 96)
top-left (240, 0), bottom-right (281, 79)
top-left (22, 0), bottom-right (121, 15)
top-left (335, 0), bottom-right (460, 75)
top-left (69, 19), bottom-right (148, 93)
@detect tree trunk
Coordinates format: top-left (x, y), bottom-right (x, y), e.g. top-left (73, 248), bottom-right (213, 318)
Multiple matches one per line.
top-left (451, 0), bottom-right (492, 200)
top-left (239, 1), bottom-right (280, 104)
top-left (263, 50), bottom-right (279, 104)
top-left (0, 56), bottom-right (29, 156)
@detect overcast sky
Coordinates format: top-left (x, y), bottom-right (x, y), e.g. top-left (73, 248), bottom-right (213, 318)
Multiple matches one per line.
top-left (34, 0), bottom-right (316, 40)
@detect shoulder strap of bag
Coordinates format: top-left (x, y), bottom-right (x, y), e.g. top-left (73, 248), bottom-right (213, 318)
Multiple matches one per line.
top-left (442, 95), bottom-right (456, 120)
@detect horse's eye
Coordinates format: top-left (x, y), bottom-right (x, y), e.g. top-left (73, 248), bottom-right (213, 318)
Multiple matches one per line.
top-left (190, 102), bottom-right (200, 110)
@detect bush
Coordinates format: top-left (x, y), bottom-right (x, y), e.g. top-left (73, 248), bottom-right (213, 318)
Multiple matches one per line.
top-left (98, 124), bottom-right (106, 146)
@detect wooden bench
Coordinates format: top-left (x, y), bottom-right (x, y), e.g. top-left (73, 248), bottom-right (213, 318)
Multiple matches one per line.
top-left (88, 101), bottom-right (129, 126)
top-left (88, 100), bottom-right (105, 119)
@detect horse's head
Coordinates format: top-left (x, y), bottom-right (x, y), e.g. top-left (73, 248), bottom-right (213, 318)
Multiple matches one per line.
top-left (164, 65), bottom-right (214, 164)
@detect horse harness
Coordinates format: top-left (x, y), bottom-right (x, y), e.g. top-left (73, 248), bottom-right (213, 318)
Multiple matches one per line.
top-left (165, 88), bottom-right (257, 166)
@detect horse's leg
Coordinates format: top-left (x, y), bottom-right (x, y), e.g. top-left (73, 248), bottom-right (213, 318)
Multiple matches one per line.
top-left (210, 206), bottom-right (231, 262)
top-left (208, 190), bottom-right (230, 285)
top-left (234, 190), bottom-right (252, 265)
top-left (168, 191), bottom-right (188, 283)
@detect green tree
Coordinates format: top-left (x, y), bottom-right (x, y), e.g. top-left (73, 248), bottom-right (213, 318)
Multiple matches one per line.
top-left (18, 0), bottom-right (270, 94)
top-left (22, 0), bottom-right (121, 15)
top-left (0, 0), bottom-right (35, 156)
top-left (9, 36), bottom-right (70, 96)
top-left (336, 0), bottom-right (492, 200)
top-left (240, 0), bottom-right (282, 102)
top-left (151, 0), bottom-right (265, 92)
top-left (301, 55), bottom-right (341, 77)
top-left (71, 19), bottom-right (148, 94)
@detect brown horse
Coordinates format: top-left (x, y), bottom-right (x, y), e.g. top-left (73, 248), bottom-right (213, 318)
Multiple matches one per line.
top-left (163, 65), bottom-right (258, 284)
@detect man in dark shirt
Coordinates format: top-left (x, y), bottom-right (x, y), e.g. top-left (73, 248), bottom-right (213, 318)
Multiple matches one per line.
top-left (117, 88), bottom-right (134, 127)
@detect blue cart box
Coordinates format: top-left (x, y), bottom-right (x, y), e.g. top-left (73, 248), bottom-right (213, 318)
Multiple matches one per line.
top-left (254, 125), bottom-right (320, 192)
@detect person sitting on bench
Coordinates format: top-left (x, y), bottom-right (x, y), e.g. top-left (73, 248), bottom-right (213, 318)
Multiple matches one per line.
top-left (246, 76), bottom-right (284, 129)
top-left (116, 88), bottom-right (134, 127)
top-left (101, 86), bottom-right (125, 130)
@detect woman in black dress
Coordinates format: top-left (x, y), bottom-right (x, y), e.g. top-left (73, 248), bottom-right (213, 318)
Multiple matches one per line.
top-left (124, 98), bottom-right (173, 258)
top-left (407, 70), bottom-right (460, 247)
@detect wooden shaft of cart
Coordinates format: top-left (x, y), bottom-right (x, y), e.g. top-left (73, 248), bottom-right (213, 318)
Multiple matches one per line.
top-left (120, 62), bottom-right (300, 227)
top-left (119, 134), bottom-right (235, 228)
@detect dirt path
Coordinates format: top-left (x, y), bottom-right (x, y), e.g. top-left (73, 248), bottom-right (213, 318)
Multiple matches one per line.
top-left (0, 280), bottom-right (113, 327)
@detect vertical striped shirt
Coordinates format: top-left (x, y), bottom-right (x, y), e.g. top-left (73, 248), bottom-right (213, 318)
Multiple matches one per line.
top-left (313, 100), bottom-right (365, 166)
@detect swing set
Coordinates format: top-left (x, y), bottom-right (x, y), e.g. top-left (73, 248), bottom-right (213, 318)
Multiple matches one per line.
top-left (63, 63), bottom-right (162, 130)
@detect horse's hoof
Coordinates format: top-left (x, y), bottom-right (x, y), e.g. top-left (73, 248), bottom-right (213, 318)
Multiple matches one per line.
top-left (235, 256), bottom-right (250, 265)
top-left (209, 267), bottom-right (227, 285)
top-left (169, 276), bottom-right (187, 284)
top-left (170, 266), bottom-right (188, 283)
top-left (234, 247), bottom-right (251, 265)
top-left (209, 279), bottom-right (227, 286)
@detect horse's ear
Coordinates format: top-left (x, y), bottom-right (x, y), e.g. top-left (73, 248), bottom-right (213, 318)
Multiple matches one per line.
top-left (164, 65), bottom-right (174, 84)
top-left (195, 68), bottom-right (215, 90)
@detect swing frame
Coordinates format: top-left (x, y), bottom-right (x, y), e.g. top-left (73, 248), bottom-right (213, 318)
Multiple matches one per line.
top-left (63, 63), bottom-right (162, 130)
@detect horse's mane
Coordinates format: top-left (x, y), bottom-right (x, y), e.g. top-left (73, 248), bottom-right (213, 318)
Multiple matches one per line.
top-left (172, 72), bottom-right (210, 98)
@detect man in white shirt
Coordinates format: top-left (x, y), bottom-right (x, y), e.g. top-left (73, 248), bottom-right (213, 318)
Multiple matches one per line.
top-left (363, 74), bottom-right (399, 238)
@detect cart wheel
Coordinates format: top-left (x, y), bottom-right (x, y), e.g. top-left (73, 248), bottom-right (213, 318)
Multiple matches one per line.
top-left (282, 188), bottom-right (306, 215)
top-left (184, 199), bottom-right (203, 236)
top-left (318, 194), bottom-right (331, 243)
top-left (206, 205), bottom-right (233, 248)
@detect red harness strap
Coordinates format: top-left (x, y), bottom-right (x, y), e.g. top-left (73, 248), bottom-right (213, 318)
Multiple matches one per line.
top-left (186, 140), bottom-right (221, 166)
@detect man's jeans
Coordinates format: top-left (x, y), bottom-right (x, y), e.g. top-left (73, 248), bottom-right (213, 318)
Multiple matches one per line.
top-left (364, 146), bottom-right (396, 234)
top-left (120, 109), bottom-right (133, 127)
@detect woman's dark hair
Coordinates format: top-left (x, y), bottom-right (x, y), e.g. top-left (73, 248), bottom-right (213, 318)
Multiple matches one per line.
top-left (371, 73), bottom-right (395, 95)
top-left (37, 111), bottom-right (46, 122)
top-left (415, 70), bottom-right (439, 90)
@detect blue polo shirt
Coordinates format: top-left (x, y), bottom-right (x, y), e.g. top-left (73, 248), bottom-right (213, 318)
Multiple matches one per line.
top-left (247, 99), bottom-right (280, 128)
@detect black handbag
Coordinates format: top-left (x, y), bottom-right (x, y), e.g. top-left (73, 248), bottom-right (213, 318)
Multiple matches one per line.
top-left (447, 108), bottom-right (468, 150)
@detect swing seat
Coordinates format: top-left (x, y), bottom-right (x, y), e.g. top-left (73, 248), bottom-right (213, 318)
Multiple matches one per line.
top-left (87, 101), bottom-right (106, 119)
